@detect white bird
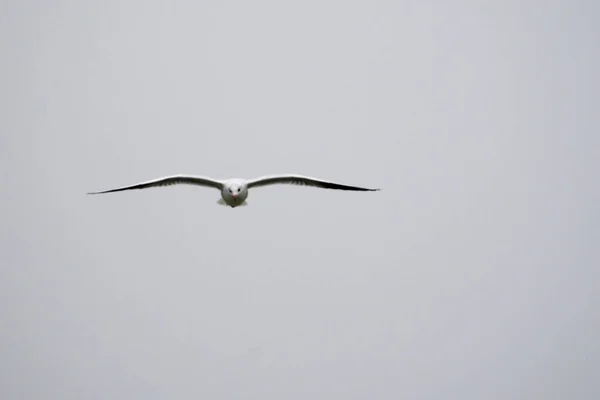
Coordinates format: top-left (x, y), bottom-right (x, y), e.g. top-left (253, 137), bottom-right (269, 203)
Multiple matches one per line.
top-left (87, 174), bottom-right (380, 208)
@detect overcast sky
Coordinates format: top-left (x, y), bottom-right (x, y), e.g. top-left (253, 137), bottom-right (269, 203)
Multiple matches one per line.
top-left (1, 1), bottom-right (599, 399)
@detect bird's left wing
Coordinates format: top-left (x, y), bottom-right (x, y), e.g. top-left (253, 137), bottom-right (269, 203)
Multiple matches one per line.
top-left (87, 175), bottom-right (223, 194)
top-left (247, 174), bottom-right (380, 191)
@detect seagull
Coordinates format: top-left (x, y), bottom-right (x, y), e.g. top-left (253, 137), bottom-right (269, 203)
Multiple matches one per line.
top-left (87, 174), bottom-right (380, 208)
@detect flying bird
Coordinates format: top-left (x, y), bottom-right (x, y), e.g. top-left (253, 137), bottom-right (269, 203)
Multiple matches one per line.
top-left (87, 174), bottom-right (380, 208)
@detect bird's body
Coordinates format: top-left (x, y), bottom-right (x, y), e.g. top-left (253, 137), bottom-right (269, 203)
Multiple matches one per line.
top-left (219, 178), bottom-right (249, 207)
top-left (87, 174), bottom-right (380, 208)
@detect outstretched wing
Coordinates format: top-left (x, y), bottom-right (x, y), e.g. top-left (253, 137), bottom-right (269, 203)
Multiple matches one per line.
top-left (87, 175), bottom-right (223, 194)
top-left (247, 174), bottom-right (380, 191)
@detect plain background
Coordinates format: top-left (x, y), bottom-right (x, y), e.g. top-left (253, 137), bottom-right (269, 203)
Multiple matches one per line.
top-left (1, 1), bottom-right (598, 399)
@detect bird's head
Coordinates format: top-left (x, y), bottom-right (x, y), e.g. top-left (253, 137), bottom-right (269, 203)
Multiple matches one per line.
top-left (224, 181), bottom-right (246, 200)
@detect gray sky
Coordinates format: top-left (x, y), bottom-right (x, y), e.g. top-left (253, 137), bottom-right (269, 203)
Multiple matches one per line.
top-left (1, 1), bottom-right (599, 399)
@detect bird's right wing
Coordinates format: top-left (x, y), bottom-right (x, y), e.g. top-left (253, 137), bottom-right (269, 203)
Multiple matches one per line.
top-left (87, 175), bottom-right (223, 194)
